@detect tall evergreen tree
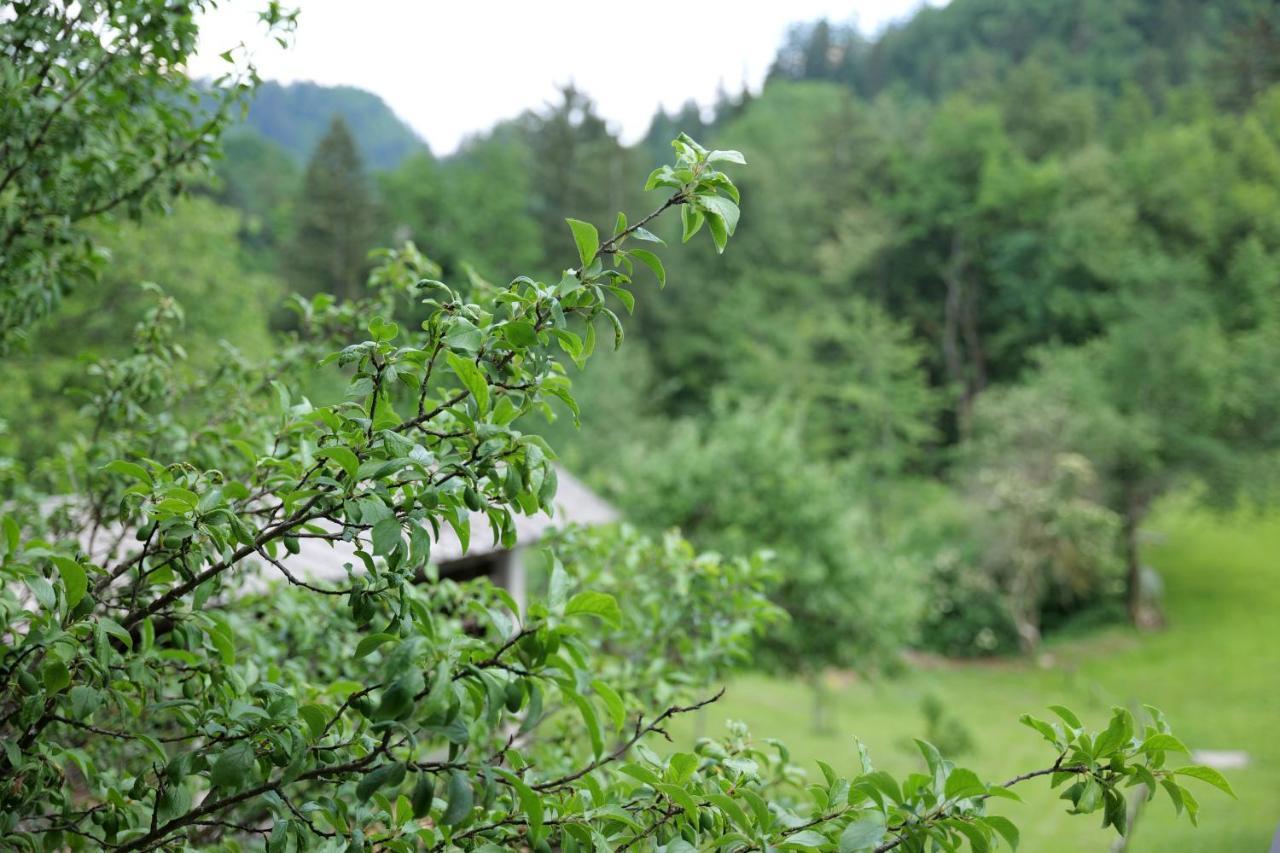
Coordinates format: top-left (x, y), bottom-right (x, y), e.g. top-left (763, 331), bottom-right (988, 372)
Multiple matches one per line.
top-left (287, 116), bottom-right (376, 301)
top-left (518, 85), bottom-right (630, 265)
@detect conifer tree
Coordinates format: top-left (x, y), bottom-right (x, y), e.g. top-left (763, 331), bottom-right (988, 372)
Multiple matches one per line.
top-left (287, 116), bottom-right (377, 301)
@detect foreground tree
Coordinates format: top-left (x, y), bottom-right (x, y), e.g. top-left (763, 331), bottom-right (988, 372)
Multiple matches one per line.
top-left (0, 0), bottom-right (294, 347)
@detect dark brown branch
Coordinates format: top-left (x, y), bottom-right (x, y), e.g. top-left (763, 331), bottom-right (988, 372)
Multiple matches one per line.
top-left (533, 688), bottom-right (725, 793)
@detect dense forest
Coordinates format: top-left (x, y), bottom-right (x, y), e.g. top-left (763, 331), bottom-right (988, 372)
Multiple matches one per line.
top-left (8, 0), bottom-right (1280, 661)
top-left (89, 0), bottom-right (1280, 661)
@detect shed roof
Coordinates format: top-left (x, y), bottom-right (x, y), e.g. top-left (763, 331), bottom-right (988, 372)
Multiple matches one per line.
top-left (287, 465), bottom-right (616, 584)
top-left (42, 466), bottom-right (616, 591)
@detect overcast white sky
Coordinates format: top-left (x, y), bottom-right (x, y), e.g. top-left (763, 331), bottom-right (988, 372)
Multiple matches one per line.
top-left (190, 1), bottom-right (944, 155)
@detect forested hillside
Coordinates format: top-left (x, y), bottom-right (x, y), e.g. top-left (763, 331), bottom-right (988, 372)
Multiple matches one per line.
top-left (770, 0), bottom-right (1277, 102)
top-left (236, 80), bottom-right (426, 169)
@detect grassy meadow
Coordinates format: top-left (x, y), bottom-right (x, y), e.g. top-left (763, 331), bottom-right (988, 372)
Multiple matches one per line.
top-left (673, 502), bottom-right (1280, 851)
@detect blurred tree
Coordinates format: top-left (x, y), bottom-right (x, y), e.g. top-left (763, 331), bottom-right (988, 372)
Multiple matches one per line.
top-left (613, 396), bottom-right (922, 683)
top-left (964, 384), bottom-right (1125, 650)
top-left (380, 127), bottom-right (543, 281)
top-left (0, 197), bottom-right (282, 465)
top-left (517, 85), bottom-right (632, 266)
top-left (735, 294), bottom-right (940, 471)
top-left (210, 129), bottom-right (300, 258)
top-left (287, 116), bottom-right (377, 301)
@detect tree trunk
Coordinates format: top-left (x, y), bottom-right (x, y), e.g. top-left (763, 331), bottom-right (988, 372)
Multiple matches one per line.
top-left (809, 674), bottom-right (835, 735)
top-left (1122, 487), bottom-right (1163, 629)
top-left (942, 236), bottom-right (972, 438)
top-left (941, 233), bottom-right (985, 439)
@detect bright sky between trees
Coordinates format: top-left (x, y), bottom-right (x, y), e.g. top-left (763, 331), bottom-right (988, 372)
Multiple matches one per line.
top-left (190, 0), bottom-right (944, 155)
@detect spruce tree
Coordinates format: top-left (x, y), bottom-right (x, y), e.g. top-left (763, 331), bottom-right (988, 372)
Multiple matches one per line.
top-left (288, 116), bottom-right (376, 301)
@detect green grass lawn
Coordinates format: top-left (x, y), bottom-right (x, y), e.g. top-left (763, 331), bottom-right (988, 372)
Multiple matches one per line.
top-left (670, 502), bottom-right (1280, 851)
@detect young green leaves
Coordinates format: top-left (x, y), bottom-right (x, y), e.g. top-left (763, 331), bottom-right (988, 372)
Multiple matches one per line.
top-left (645, 134), bottom-right (745, 253)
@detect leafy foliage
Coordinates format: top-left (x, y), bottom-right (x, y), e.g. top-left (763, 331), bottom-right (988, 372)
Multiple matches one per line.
top-left (0, 0), bottom-right (294, 347)
top-left (608, 397), bottom-right (921, 675)
top-left (0, 196), bottom-right (284, 466)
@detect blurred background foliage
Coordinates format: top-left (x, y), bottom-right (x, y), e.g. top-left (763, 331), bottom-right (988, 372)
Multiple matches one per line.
top-left (7, 0), bottom-right (1280, 663)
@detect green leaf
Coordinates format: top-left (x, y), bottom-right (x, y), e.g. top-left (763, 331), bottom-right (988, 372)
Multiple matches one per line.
top-left (502, 319), bottom-right (538, 348)
top-left (565, 591), bottom-right (622, 627)
top-left (982, 815), bottom-right (1019, 850)
top-left (706, 211), bottom-right (728, 253)
top-left (655, 782), bottom-right (698, 818)
top-left (161, 487), bottom-right (200, 512)
top-left (944, 768), bottom-right (986, 800)
top-left (706, 793), bottom-right (751, 833)
top-left (667, 752), bottom-right (698, 784)
top-left (838, 815), bottom-right (887, 852)
top-left (566, 218), bottom-right (599, 268)
top-left (591, 679), bottom-right (626, 732)
top-left (914, 738), bottom-right (943, 776)
top-left (355, 632), bottom-right (397, 659)
top-left (2, 515), bottom-right (18, 557)
top-left (681, 205), bottom-right (704, 243)
top-left (104, 459), bottom-right (152, 485)
top-left (68, 685), bottom-right (100, 719)
top-left (629, 248), bottom-right (666, 288)
top-left (631, 226), bottom-right (665, 245)
top-left (445, 318), bottom-right (484, 353)
top-left (446, 351), bottom-right (489, 417)
top-left (25, 575), bottom-right (55, 610)
top-left (357, 762), bottom-right (406, 803)
top-left (498, 770), bottom-right (544, 840)
top-left (368, 316), bottom-right (399, 342)
top-left (411, 773), bottom-right (436, 818)
top-left (1180, 783), bottom-right (1201, 825)
top-left (707, 149), bottom-right (747, 165)
top-left (441, 770), bottom-right (474, 826)
top-left (1175, 765), bottom-right (1237, 798)
top-left (42, 660), bottom-right (71, 692)
top-left (1019, 714), bottom-right (1060, 745)
top-left (97, 617), bottom-right (133, 650)
top-left (602, 307), bottom-right (625, 349)
top-left (566, 688), bottom-right (604, 759)
top-left (554, 329), bottom-right (585, 367)
top-left (371, 517), bottom-right (403, 557)
top-left (985, 786), bottom-right (1023, 802)
top-left (298, 703), bottom-right (328, 739)
top-left (205, 625), bottom-right (235, 666)
top-left (620, 763), bottom-right (662, 787)
top-left (700, 195), bottom-right (740, 235)
top-left (1048, 705), bottom-right (1083, 730)
top-left (51, 557), bottom-right (87, 608)
top-left (1138, 733), bottom-right (1189, 755)
top-left (780, 830), bottom-right (831, 849)
top-left (316, 447), bottom-right (359, 481)
top-left (1093, 707), bottom-right (1135, 759)
top-left (605, 284), bottom-right (635, 314)
top-left (949, 819), bottom-right (992, 853)
top-left (210, 741), bottom-right (256, 790)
